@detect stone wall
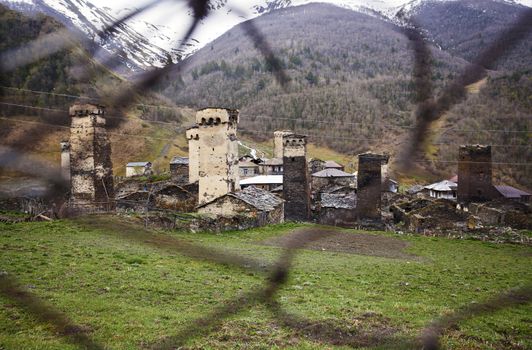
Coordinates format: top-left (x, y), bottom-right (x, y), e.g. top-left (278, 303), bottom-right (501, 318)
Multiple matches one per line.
top-left (196, 108), bottom-right (239, 205)
top-left (469, 201), bottom-right (531, 229)
top-left (170, 164), bottom-right (189, 184)
top-left (186, 126), bottom-right (199, 183)
top-left (319, 207), bottom-right (357, 227)
top-left (60, 141), bottom-right (70, 181)
top-left (356, 153), bottom-right (388, 221)
top-left (283, 134), bottom-right (310, 221)
top-left (457, 145), bottom-right (500, 203)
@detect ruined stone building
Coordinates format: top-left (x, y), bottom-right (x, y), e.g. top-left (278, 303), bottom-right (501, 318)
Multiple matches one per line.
top-left (152, 183), bottom-right (198, 212)
top-left (60, 141), bottom-right (70, 181)
top-left (196, 108), bottom-right (239, 205)
top-left (356, 153), bottom-right (389, 222)
top-left (115, 179), bottom-right (198, 213)
top-left (457, 145), bottom-right (500, 204)
top-left (283, 133), bottom-right (310, 221)
top-left (273, 130), bottom-right (294, 158)
top-left (170, 157), bottom-right (189, 184)
top-left (68, 103), bottom-right (114, 211)
top-left (186, 126), bottom-right (199, 183)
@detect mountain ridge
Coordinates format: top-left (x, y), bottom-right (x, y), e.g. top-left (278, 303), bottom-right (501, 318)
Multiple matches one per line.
top-left (1, 0), bottom-right (529, 73)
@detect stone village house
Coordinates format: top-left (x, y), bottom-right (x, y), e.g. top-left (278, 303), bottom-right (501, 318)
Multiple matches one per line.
top-left (239, 160), bottom-right (260, 178)
top-left (197, 186), bottom-right (284, 226)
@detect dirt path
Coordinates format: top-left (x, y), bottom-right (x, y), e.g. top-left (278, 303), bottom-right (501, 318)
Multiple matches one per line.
top-left (260, 228), bottom-right (420, 260)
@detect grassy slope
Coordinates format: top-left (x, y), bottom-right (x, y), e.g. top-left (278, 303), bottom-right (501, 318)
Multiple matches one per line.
top-left (0, 219), bottom-right (530, 349)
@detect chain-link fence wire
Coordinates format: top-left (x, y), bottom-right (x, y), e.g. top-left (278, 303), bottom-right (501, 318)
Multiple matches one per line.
top-left (1, 1), bottom-right (532, 349)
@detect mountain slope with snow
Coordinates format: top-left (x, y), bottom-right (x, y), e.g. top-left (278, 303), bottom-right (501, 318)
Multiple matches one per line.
top-left (1, 0), bottom-right (530, 73)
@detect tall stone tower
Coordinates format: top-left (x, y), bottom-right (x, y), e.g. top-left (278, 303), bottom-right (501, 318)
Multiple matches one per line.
top-left (273, 130), bottom-right (293, 159)
top-left (197, 108), bottom-right (239, 205)
top-left (457, 145), bottom-right (499, 204)
top-left (68, 103), bottom-right (114, 211)
top-left (356, 153), bottom-right (389, 222)
top-left (60, 141), bottom-right (70, 181)
top-left (186, 126), bottom-right (200, 183)
top-left (283, 133), bottom-right (310, 221)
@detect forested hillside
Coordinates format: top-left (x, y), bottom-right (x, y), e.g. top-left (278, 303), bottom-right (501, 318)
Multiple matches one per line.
top-left (411, 0), bottom-right (532, 71)
top-left (160, 3), bottom-right (530, 188)
top-left (163, 4), bottom-right (465, 147)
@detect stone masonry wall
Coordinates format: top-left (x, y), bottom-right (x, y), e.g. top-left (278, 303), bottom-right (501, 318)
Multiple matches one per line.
top-left (60, 141), bottom-right (70, 181)
top-left (170, 164), bottom-right (189, 184)
top-left (186, 126), bottom-right (199, 183)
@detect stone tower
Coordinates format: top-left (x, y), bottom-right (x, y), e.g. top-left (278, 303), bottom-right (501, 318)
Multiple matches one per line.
top-left (273, 130), bottom-right (294, 159)
top-left (283, 133), bottom-right (310, 221)
top-left (68, 103), bottom-right (114, 211)
top-left (186, 126), bottom-right (200, 183)
top-left (356, 153), bottom-right (389, 222)
top-left (60, 141), bottom-right (70, 181)
top-left (197, 108), bottom-right (239, 205)
top-left (457, 145), bottom-right (499, 203)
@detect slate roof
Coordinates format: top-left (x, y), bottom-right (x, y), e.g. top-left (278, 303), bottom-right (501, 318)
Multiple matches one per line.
top-left (239, 161), bottom-right (259, 167)
top-left (127, 162), bottom-right (152, 167)
top-left (312, 168), bottom-right (355, 178)
top-left (230, 186), bottom-right (284, 211)
top-left (322, 185), bottom-right (353, 194)
top-left (424, 180), bottom-right (457, 192)
top-left (495, 185), bottom-right (531, 199)
top-left (170, 157), bottom-right (189, 165)
top-left (261, 158), bottom-right (283, 166)
top-left (324, 160), bottom-right (343, 168)
top-left (240, 175), bottom-right (283, 185)
top-left (321, 192), bottom-right (356, 209)
top-left (271, 185), bottom-right (283, 192)
top-left (198, 186), bottom-right (283, 211)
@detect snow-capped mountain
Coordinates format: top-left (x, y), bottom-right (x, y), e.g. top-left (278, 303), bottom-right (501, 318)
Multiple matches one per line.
top-left (1, 0), bottom-right (530, 73)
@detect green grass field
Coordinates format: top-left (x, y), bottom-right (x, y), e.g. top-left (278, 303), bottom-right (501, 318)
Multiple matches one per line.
top-left (0, 218), bottom-right (530, 349)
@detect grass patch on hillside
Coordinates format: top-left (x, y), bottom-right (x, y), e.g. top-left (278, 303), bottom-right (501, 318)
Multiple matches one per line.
top-left (0, 219), bottom-right (530, 349)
